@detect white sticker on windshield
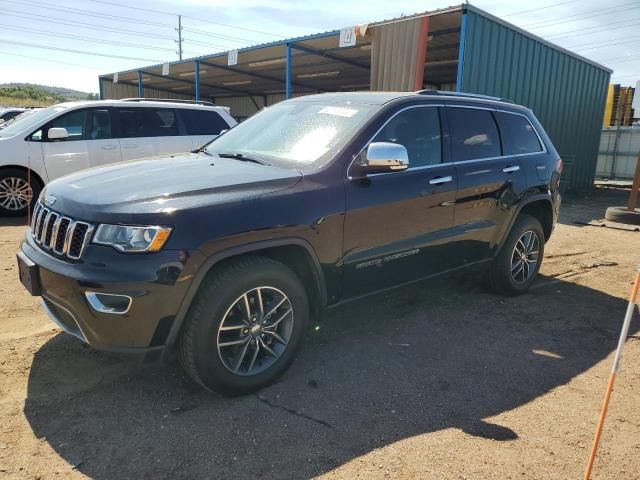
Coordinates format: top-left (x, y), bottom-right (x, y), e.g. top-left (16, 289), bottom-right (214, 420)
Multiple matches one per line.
top-left (318, 106), bottom-right (358, 118)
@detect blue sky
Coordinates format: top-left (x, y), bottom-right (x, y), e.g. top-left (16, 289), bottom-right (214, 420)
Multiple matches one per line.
top-left (0, 0), bottom-right (638, 93)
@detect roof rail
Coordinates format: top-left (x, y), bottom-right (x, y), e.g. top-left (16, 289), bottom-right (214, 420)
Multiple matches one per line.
top-left (416, 90), bottom-right (514, 104)
top-left (120, 98), bottom-right (217, 106)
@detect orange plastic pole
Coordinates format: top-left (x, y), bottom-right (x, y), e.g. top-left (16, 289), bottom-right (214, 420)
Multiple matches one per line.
top-left (584, 269), bottom-right (640, 480)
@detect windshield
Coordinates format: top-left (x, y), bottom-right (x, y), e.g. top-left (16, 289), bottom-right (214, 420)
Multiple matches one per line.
top-left (204, 100), bottom-right (379, 169)
top-left (0, 106), bottom-right (64, 137)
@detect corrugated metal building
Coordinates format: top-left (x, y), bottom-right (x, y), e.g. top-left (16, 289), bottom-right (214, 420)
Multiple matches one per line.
top-left (100, 3), bottom-right (612, 190)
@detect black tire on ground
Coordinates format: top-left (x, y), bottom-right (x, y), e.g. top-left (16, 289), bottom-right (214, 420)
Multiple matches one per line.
top-left (0, 168), bottom-right (41, 217)
top-left (178, 255), bottom-right (310, 396)
top-left (487, 214), bottom-right (545, 296)
top-left (604, 206), bottom-right (640, 226)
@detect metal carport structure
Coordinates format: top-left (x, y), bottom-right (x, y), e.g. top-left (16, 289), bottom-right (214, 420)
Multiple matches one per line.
top-left (100, 3), bottom-right (612, 190)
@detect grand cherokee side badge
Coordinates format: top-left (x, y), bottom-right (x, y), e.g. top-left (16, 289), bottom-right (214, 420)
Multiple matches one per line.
top-left (44, 194), bottom-right (56, 207)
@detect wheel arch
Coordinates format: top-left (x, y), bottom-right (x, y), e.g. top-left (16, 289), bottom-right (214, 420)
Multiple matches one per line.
top-left (496, 194), bottom-right (554, 251)
top-left (0, 165), bottom-right (45, 190)
top-left (165, 238), bottom-right (327, 349)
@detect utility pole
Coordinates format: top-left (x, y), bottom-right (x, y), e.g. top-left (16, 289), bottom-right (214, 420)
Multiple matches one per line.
top-left (175, 15), bottom-right (183, 60)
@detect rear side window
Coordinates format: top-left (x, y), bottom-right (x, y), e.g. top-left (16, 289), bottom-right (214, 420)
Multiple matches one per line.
top-left (373, 107), bottom-right (442, 168)
top-left (494, 111), bottom-right (543, 155)
top-left (118, 108), bottom-right (179, 138)
top-left (118, 108), bottom-right (145, 138)
top-left (183, 109), bottom-right (229, 136)
top-left (86, 109), bottom-right (112, 140)
top-left (448, 108), bottom-right (501, 161)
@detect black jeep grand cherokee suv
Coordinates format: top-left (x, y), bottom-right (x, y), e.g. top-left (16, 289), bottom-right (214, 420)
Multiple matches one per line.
top-left (18, 91), bottom-right (562, 395)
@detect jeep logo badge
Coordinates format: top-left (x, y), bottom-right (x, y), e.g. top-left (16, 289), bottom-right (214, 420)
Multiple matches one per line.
top-left (44, 194), bottom-right (56, 207)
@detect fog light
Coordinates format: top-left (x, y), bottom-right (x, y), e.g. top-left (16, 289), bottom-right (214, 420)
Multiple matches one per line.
top-left (85, 292), bottom-right (132, 315)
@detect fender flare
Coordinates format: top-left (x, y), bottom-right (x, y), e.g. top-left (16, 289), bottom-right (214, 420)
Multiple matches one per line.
top-left (496, 192), bottom-right (554, 250)
top-left (164, 237), bottom-right (327, 348)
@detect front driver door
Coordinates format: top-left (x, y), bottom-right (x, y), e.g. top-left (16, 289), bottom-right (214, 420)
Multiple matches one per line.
top-left (41, 109), bottom-right (91, 180)
top-left (342, 105), bottom-right (458, 298)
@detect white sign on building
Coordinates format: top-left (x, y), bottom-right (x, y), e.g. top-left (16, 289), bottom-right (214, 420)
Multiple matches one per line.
top-left (339, 27), bottom-right (357, 48)
top-left (228, 50), bottom-right (238, 66)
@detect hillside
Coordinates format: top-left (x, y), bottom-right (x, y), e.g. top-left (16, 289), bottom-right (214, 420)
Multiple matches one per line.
top-left (0, 83), bottom-right (98, 107)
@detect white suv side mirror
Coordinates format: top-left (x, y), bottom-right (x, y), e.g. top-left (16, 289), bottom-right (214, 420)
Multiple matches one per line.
top-left (48, 127), bottom-right (69, 140)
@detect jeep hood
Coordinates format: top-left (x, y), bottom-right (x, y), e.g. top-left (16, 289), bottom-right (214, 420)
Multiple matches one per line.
top-left (44, 152), bottom-right (302, 221)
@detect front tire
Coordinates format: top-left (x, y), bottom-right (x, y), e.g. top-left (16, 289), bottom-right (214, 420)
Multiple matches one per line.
top-left (488, 214), bottom-right (545, 295)
top-left (0, 168), bottom-right (41, 217)
top-left (179, 256), bottom-right (309, 396)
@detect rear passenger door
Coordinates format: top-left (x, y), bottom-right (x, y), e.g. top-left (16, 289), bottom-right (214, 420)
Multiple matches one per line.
top-left (85, 108), bottom-right (121, 168)
top-left (181, 109), bottom-right (230, 150)
top-left (446, 106), bottom-right (528, 265)
top-left (116, 107), bottom-right (192, 161)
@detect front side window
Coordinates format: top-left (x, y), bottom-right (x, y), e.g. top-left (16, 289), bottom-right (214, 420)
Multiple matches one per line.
top-left (494, 111), bottom-right (542, 155)
top-left (448, 108), bottom-right (501, 161)
top-left (48, 110), bottom-right (86, 141)
top-left (204, 101), bottom-right (378, 169)
top-left (372, 107), bottom-right (442, 168)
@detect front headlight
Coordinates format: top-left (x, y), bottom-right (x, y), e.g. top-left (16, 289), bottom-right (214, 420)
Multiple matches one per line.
top-left (93, 224), bottom-right (172, 253)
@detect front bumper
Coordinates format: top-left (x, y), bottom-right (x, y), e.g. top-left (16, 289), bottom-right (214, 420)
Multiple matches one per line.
top-left (20, 231), bottom-right (202, 356)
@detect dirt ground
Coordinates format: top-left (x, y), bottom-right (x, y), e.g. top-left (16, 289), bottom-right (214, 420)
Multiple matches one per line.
top-left (1, 187), bottom-right (639, 480)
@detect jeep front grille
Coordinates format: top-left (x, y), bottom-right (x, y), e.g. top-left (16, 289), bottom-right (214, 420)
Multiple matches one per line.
top-left (31, 201), bottom-right (94, 260)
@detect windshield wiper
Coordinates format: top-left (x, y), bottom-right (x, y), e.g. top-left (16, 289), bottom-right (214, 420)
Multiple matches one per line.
top-left (217, 152), bottom-right (271, 166)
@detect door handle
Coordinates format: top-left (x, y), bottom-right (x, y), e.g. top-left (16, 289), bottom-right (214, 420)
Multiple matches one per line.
top-left (502, 166), bottom-right (520, 173)
top-left (122, 144), bottom-right (138, 149)
top-left (429, 175), bottom-right (453, 185)
top-left (101, 145), bottom-right (117, 150)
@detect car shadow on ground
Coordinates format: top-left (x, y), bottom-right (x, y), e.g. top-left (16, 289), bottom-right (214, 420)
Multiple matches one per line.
top-left (23, 274), bottom-right (638, 479)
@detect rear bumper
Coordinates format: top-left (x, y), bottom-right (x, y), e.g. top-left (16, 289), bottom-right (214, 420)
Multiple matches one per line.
top-left (20, 231), bottom-right (203, 356)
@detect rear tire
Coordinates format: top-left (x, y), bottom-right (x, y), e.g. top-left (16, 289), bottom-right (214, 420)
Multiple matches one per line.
top-left (178, 256), bottom-right (309, 396)
top-left (0, 168), bottom-right (41, 217)
top-left (488, 214), bottom-right (545, 295)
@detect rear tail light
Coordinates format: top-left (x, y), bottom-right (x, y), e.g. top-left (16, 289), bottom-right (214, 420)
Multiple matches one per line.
top-left (556, 158), bottom-right (563, 175)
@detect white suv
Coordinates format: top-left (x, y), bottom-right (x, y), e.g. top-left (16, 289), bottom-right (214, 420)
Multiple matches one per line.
top-left (0, 99), bottom-right (236, 216)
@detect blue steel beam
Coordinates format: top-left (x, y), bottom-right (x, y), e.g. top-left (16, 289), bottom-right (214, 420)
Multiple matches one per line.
top-left (456, 13), bottom-right (468, 92)
top-left (285, 43), bottom-right (292, 99)
top-left (198, 60), bottom-right (329, 93)
top-left (139, 70), bottom-right (253, 96)
top-left (289, 43), bottom-right (369, 70)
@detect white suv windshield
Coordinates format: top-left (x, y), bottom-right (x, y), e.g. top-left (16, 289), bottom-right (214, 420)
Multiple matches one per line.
top-left (0, 106), bottom-right (65, 138)
top-left (204, 101), bottom-right (378, 169)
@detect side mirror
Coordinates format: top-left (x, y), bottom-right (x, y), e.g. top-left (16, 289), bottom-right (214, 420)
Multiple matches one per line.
top-left (353, 142), bottom-right (409, 176)
top-left (48, 127), bottom-right (69, 140)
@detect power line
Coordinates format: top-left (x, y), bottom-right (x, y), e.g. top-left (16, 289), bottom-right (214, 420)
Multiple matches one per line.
top-left (6, 0), bottom-right (175, 28)
top-left (0, 9), bottom-right (175, 40)
top-left (502, 0), bottom-right (582, 17)
top-left (181, 26), bottom-right (254, 45)
top-left (0, 39), bottom-right (164, 63)
top-left (546, 17), bottom-right (640, 39)
top-left (573, 35), bottom-right (640, 52)
top-left (523, 1), bottom-right (640, 29)
top-left (84, 0), bottom-right (286, 38)
top-left (0, 24), bottom-right (177, 53)
top-left (0, 51), bottom-right (93, 69)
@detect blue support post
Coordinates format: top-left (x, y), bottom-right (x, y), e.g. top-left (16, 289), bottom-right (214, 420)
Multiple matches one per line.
top-left (455, 13), bottom-right (467, 92)
top-left (194, 60), bottom-right (200, 101)
top-left (137, 70), bottom-right (143, 97)
top-left (285, 43), bottom-right (292, 99)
